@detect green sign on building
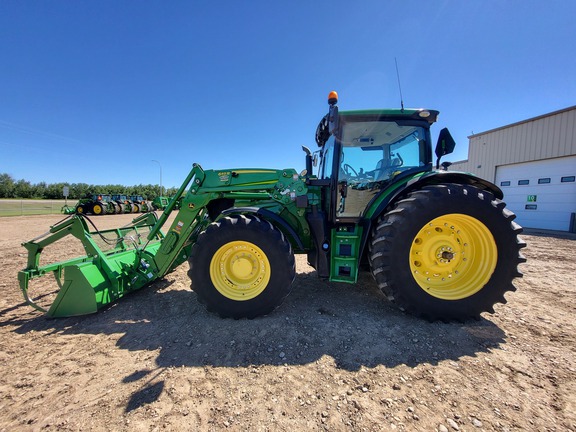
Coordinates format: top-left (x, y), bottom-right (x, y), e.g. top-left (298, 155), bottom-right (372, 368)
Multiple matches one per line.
top-left (527, 195), bottom-right (537, 202)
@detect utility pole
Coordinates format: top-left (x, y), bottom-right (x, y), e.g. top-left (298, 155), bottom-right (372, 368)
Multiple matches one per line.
top-left (151, 160), bottom-right (163, 196)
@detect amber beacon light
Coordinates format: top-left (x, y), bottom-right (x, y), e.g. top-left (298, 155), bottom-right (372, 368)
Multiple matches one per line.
top-left (328, 91), bottom-right (338, 105)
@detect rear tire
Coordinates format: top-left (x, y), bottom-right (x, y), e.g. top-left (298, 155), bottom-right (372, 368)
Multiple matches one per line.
top-left (189, 215), bottom-right (295, 318)
top-left (369, 184), bottom-right (526, 321)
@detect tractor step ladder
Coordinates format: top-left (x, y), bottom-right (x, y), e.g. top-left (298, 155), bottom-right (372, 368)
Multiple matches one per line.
top-left (329, 224), bottom-right (362, 283)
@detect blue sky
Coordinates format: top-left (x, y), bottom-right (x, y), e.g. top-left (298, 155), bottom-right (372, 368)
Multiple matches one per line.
top-left (1, 1), bottom-right (575, 189)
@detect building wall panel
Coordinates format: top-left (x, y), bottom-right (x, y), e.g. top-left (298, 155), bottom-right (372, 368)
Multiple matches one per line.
top-left (452, 107), bottom-right (576, 184)
top-left (449, 106), bottom-right (576, 231)
top-left (495, 156), bottom-right (576, 231)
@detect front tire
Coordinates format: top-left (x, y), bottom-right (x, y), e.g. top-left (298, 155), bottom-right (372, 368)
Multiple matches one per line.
top-left (369, 184), bottom-right (526, 321)
top-left (92, 203), bottom-right (105, 215)
top-left (189, 215), bottom-right (295, 318)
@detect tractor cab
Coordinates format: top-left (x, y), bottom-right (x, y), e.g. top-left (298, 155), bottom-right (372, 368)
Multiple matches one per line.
top-left (313, 92), bottom-right (455, 222)
top-left (111, 194), bottom-right (129, 205)
top-left (307, 92), bottom-right (457, 283)
top-left (93, 194), bottom-right (112, 202)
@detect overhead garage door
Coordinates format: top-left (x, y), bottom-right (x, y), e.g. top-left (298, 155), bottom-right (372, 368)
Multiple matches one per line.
top-left (495, 156), bottom-right (576, 231)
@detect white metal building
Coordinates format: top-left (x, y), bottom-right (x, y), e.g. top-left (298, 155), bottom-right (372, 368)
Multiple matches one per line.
top-left (450, 106), bottom-right (576, 232)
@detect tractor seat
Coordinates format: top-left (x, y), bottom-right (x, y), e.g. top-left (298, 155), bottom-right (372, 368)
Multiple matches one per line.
top-left (374, 157), bottom-right (402, 180)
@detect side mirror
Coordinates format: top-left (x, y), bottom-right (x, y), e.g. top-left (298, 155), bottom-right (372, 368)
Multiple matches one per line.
top-left (302, 146), bottom-right (312, 176)
top-left (435, 128), bottom-right (456, 169)
top-left (315, 116), bottom-right (329, 147)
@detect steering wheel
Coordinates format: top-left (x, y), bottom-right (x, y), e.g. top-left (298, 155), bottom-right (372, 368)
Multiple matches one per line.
top-left (343, 163), bottom-right (358, 178)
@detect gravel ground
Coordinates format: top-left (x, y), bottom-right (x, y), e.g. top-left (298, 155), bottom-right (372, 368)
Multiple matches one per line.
top-left (0, 214), bottom-right (574, 431)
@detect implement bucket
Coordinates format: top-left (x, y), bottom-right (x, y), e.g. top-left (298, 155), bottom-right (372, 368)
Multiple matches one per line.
top-left (18, 213), bottom-right (164, 317)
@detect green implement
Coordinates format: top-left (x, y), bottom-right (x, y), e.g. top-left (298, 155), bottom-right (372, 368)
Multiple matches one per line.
top-left (19, 213), bottom-right (165, 317)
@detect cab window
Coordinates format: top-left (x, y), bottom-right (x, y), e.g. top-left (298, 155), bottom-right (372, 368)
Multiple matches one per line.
top-left (336, 121), bottom-right (428, 218)
top-left (317, 135), bottom-right (335, 180)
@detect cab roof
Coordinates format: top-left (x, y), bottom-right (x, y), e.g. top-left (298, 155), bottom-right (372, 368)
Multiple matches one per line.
top-left (340, 108), bottom-right (439, 124)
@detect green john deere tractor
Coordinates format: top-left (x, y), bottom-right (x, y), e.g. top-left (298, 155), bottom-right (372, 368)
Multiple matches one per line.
top-left (18, 92), bottom-right (525, 321)
top-left (129, 195), bottom-right (153, 212)
top-left (111, 194), bottom-right (134, 213)
top-left (63, 194), bottom-right (117, 215)
top-left (152, 195), bottom-right (181, 211)
top-left (152, 196), bottom-right (170, 210)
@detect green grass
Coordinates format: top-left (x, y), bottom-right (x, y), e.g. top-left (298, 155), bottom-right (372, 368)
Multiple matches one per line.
top-left (0, 199), bottom-right (71, 217)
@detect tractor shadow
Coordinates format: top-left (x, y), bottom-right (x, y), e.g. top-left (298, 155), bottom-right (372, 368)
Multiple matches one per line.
top-left (4, 271), bottom-right (507, 413)
top-left (7, 270), bottom-right (507, 372)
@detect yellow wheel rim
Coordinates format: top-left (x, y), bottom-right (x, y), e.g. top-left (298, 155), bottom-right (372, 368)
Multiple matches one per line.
top-left (409, 214), bottom-right (497, 300)
top-left (93, 205), bottom-right (102, 215)
top-left (77, 207), bottom-right (84, 214)
top-left (209, 241), bottom-right (271, 301)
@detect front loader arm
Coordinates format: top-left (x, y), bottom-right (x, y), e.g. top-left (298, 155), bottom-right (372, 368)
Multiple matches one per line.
top-left (147, 164), bottom-right (205, 243)
top-left (152, 165), bottom-right (312, 277)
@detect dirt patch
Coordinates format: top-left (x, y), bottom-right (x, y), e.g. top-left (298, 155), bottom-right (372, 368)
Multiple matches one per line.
top-left (0, 214), bottom-right (575, 431)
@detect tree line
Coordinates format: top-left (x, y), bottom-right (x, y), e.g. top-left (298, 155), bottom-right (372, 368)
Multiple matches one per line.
top-left (0, 173), bottom-right (178, 200)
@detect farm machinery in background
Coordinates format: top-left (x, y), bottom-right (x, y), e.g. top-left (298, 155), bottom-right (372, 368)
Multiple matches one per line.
top-left (129, 195), bottom-right (154, 212)
top-left (62, 194), bottom-right (154, 215)
top-left (19, 91), bottom-right (525, 322)
top-left (62, 194), bottom-right (116, 215)
top-left (152, 195), bottom-right (181, 210)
